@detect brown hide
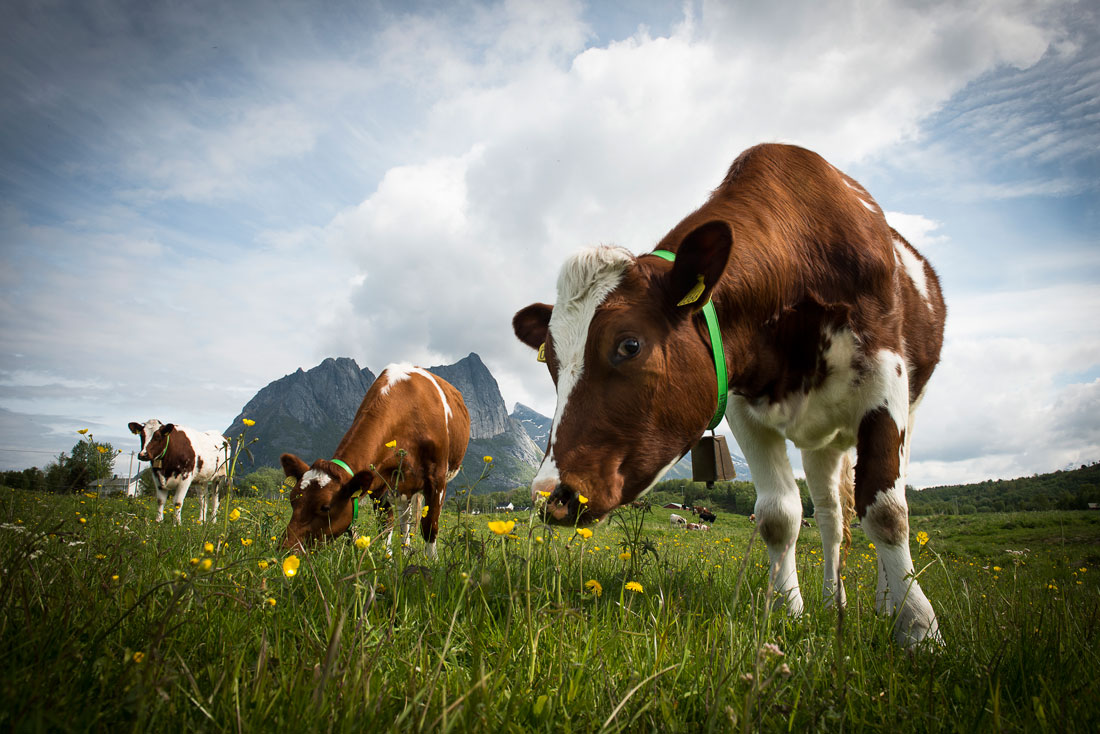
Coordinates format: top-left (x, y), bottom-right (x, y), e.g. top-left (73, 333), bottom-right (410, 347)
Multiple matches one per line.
top-left (280, 366), bottom-right (470, 550)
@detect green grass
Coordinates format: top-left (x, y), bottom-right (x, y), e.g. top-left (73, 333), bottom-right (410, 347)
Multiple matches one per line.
top-left (1, 487), bottom-right (1098, 732)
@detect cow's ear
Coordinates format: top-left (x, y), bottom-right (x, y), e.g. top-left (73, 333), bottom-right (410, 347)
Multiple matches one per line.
top-left (128, 422), bottom-right (143, 435)
top-left (156, 423), bottom-right (175, 436)
top-left (666, 221), bottom-right (732, 311)
top-left (280, 454), bottom-right (309, 481)
top-left (513, 303), bottom-right (553, 351)
top-left (338, 471), bottom-right (371, 500)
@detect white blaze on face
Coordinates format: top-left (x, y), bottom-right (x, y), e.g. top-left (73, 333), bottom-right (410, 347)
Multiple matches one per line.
top-left (301, 469), bottom-right (331, 490)
top-left (531, 246), bottom-right (634, 499)
top-left (381, 363), bottom-right (454, 426)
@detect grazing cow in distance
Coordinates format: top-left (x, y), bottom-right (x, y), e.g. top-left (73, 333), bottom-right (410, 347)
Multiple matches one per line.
top-left (513, 143), bottom-right (946, 645)
top-left (699, 510), bottom-right (717, 523)
top-left (669, 513), bottom-right (687, 527)
top-left (280, 364), bottom-right (470, 559)
top-left (128, 420), bottom-right (229, 524)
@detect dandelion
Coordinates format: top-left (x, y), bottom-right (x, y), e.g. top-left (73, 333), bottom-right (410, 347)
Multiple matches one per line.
top-left (189, 557), bottom-right (200, 566)
top-left (483, 455), bottom-right (493, 463)
top-left (992, 566), bottom-right (1002, 572)
top-left (488, 520), bottom-right (515, 535)
top-left (77, 428), bottom-right (90, 435)
top-left (228, 508), bottom-right (241, 522)
top-left (111, 574), bottom-right (119, 582)
top-left (538, 491), bottom-right (550, 498)
top-left (96, 445), bottom-right (109, 454)
top-left (258, 560), bottom-right (269, 570)
top-left (132, 651), bottom-right (145, 663)
top-left (916, 531), bottom-right (929, 546)
top-left (868, 542), bottom-right (875, 550)
top-left (618, 551), bottom-right (631, 561)
top-left (241, 538), bottom-right (253, 547)
top-left (242, 418), bottom-right (256, 427)
top-left (385, 440), bottom-right (397, 449)
top-left (577, 494), bottom-right (589, 504)
top-left (355, 535), bottom-right (370, 550)
top-left (282, 555), bottom-right (300, 578)
top-left (575, 527), bottom-right (593, 540)
top-left (79, 517), bottom-right (86, 524)
top-left (200, 558), bottom-right (213, 571)
top-left (203, 542), bottom-right (214, 553)
top-left (585, 579), bottom-right (603, 597)
top-left (265, 597), bottom-right (276, 607)
top-left (625, 581), bottom-right (644, 594)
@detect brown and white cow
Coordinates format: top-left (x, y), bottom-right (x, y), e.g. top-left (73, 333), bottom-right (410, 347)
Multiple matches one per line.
top-left (513, 144), bottom-right (946, 645)
top-left (279, 363), bottom-right (470, 559)
top-left (128, 419), bottom-right (230, 524)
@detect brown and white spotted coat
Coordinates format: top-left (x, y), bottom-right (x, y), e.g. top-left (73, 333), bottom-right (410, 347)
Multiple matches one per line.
top-left (280, 363), bottom-right (470, 559)
top-left (128, 419), bottom-right (230, 524)
top-left (513, 144), bottom-right (946, 645)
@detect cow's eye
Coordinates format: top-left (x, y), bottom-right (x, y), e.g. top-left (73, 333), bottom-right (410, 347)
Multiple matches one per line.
top-left (614, 337), bottom-right (642, 362)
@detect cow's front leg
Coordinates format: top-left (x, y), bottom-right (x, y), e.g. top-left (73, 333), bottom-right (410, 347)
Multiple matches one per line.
top-left (171, 477), bottom-right (193, 526)
top-left (802, 446), bottom-right (848, 608)
top-left (855, 364), bottom-right (940, 645)
top-left (729, 401), bottom-right (804, 615)
top-left (420, 471), bottom-right (449, 561)
top-left (208, 477), bottom-right (223, 523)
top-left (197, 483), bottom-right (208, 523)
top-left (154, 482), bottom-right (168, 523)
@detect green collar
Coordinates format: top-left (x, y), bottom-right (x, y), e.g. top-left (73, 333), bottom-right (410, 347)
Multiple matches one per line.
top-left (650, 250), bottom-right (729, 430)
top-left (330, 459), bottom-right (354, 477)
top-left (152, 433), bottom-right (170, 464)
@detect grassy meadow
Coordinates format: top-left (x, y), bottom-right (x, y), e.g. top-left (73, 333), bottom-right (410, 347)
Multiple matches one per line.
top-left (1, 481), bottom-right (1098, 733)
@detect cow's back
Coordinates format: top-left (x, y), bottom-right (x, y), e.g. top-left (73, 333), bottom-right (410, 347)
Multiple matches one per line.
top-left (185, 428), bottom-right (229, 480)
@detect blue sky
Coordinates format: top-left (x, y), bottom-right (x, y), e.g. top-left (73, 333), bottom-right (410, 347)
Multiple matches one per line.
top-left (1, 0), bottom-right (1097, 486)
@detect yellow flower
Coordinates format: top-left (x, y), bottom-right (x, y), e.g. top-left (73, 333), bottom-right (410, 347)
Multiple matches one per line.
top-left (868, 542), bottom-right (875, 550)
top-left (241, 538), bottom-right (253, 547)
top-left (228, 508), bottom-right (241, 522)
top-left (203, 542), bottom-right (214, 554)
top-left (132, 651), bottom-right (145, 663)
top-left (111, 575), bottom-right (119, 582)
top-left (585, 579), bottom-right (603, 597)
top-left (242, 418), bottom-right (256, 427)
top-left (488, 520), bottom-right (515, 536)
top-left (618, 551), bottom-right (631, 560)
top-left (96, 445), bottom-right (108, 454)
top-left (258, 560), bottom-right (269, 570)
top-left (77, 428), bottom-right (90, 435)
top-left (577, 494), bottom-right (588, 504)
top-left (625, 581), bottom-right (644, 594)
top-left (265, 597), bottom-right (276, 607)
top-left (355, 535), bottom-right (370, 550)
top-left (422, 505), bottom-right (429, 518)
top-left (282, 555), bottom-right (300, 578)
top-left (79, 517), bottom-right (86, 524)
top-left (538, 491), bottom-right (550, 498)
top-left (200, 558), bottom-right (213, 571)
top-left (992, 566), bottom-right (1002, 572)
top-left (483, 455), bottom-right (493, 463)
top-left (916, 531), bottom-right (929, 546)
top-left (385, 440), bottom-right (397, 448)
top-left (189, 557), bottom-right (199, 566)
top-left (575, 527), bottom-right (593, 540)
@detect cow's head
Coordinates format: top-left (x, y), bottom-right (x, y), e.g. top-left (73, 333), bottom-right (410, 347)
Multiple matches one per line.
top-left (129, 419), bottom-right (172, 462)
top-left (513, 221), bottom-right (733, 525)
top-left (280, 453), bottom-right (371, 550)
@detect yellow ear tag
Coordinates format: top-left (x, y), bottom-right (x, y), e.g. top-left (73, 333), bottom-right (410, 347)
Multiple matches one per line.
top-left (536, 343), bottom-right (547, 363)
top-left (677, 274), bottom-right (706, 306)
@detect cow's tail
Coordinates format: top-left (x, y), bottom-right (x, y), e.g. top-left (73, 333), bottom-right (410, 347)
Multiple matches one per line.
top-left (839, 450), bottom-right (856, 554)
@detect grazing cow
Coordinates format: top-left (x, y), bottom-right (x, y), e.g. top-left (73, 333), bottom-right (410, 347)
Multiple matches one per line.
top-left (513, 143), bottom-right (945, 645)
top-left (686, 522), bottom-right (701, 530)
top-left (699, 510), bottom-right (717, 523)
top-left (669, 513), bottom-right (687, 527)
top-left (128, 420), bottom-right (229, 524)
top-left (279, 364), bottom-right (470, 559)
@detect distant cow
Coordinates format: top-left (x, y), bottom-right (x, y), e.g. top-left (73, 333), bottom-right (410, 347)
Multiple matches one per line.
top-left (128, 419), bottom-right (229, 524)
top-left (514, 143), bottom-right (945, 645)
top-left (699, 510), bottom-right (717, 523)
top-left (669, 513), bottom-right (687, 527)
top-left (280, 364), bottom-right (470, 559)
